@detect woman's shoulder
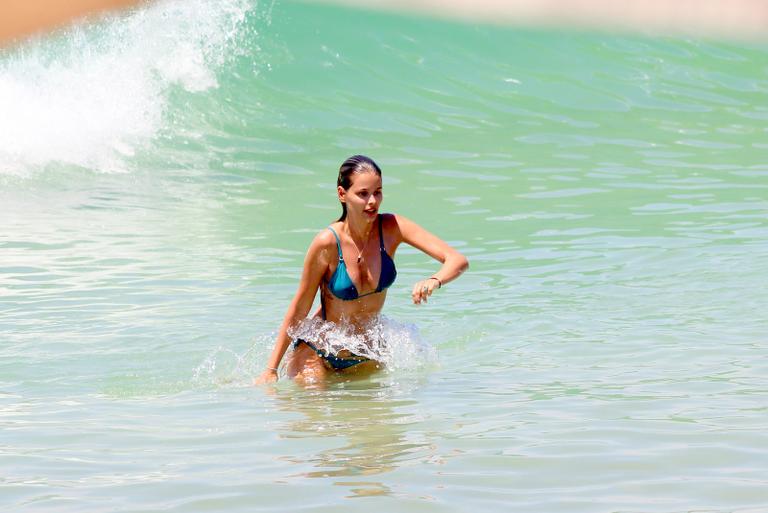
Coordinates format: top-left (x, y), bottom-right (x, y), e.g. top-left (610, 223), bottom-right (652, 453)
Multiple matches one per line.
top-left (382, 212), bottom-right (417, 225)
top-left (380, 212), bottom-right (402, 227)
top-left (383, 213), bottom-right (436, 245)
top-left (381, 212), bottom-right (414, 233)
top-left (307, 225), bottom-right (339, 257)
top-left (380, 213), bottom-right (407, 246)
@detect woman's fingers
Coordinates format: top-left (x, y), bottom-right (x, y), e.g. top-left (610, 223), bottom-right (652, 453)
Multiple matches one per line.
top-left (411, 281), bottom-right (425, 303)
top-left (253, 370), bottom-right (278, 385)
top-left (412, 279), bottom-right (437, 304)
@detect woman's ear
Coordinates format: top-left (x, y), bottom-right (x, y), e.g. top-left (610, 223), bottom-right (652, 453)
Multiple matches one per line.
top-left (337, 185), bottom-right (346, 203)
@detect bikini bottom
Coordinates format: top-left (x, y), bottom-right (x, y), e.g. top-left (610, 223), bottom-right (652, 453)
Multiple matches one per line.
top-left (293, 338), bottom-right (370, 370)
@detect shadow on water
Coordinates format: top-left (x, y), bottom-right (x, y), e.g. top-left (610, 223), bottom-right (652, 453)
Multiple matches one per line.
top-left (269, 376), bottom-right (431, 498)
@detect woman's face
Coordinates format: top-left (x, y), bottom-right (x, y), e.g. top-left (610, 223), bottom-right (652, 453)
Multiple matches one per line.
top-left (339, 171), bottom-right (383, 222)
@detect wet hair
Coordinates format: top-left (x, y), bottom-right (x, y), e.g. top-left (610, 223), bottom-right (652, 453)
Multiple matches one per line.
top-left (336, 155), bottom-right (382, 222)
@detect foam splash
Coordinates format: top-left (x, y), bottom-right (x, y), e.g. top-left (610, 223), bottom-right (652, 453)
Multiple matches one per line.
top-left (0, 0), bottom-right (253, 175)
top-left (192, 317), bottom-right (437, 387)
top-left (192, 342), bottom-right (264, 387)
top-left (288, 315), bottom-right (437, 372)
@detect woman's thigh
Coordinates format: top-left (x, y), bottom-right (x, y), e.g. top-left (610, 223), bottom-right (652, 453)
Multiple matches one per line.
top-left (286, 342), bottom-right (329, 382)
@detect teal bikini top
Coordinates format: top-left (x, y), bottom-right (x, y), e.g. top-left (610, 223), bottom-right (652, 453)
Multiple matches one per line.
top-left (326, 215), bottom-right (397, 301)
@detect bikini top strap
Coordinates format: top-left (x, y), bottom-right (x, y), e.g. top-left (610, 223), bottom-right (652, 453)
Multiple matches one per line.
top-left (327, 226), bottom-right (344, 261)
top-left (378, 214), bottom-right (386, 252)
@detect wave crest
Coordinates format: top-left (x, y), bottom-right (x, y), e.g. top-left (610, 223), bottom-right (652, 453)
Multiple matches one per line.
top-left (0, 0), bottom-right (253, 175)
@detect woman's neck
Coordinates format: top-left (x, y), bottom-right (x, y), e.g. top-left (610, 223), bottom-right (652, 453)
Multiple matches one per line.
top-left (343, 215), bottom-right (375, 244)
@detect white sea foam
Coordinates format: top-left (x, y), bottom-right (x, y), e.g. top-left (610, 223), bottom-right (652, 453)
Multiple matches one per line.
top-left (0, 0), bottom-right (252, 175)
top-left (288, 315), bottom-right (437, 372)
top-left (192, 317), bottom-right (436, 388)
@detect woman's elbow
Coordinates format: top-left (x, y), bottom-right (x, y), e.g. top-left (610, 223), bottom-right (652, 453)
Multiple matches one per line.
top-left (454, 252), bottom-right (469, 274)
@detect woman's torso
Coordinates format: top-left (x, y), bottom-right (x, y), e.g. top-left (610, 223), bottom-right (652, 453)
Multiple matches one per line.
top-left (317, 214), bottom-right (400, 330)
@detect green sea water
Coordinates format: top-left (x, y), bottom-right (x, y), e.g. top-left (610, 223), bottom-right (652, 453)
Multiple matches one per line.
top-left (2, 0), bottom-right (768, 511)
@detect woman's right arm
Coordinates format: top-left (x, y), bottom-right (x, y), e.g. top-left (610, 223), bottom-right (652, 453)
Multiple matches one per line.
top-left (253, 233), bottom-right (330, 384)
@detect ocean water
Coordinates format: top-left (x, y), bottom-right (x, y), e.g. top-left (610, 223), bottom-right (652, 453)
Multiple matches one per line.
top-left (2, 0), bottom-right (768, 511)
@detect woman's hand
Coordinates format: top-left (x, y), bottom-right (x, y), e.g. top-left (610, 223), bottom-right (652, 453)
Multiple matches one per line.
top-left (412, 277), bottom-right (440, 304)
top-left (394, 215), bottom-right (469, 302)
top-left (253, 368), bottom-right (279, 385)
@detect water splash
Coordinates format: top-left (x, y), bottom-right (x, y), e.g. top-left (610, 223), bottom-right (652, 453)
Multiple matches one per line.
top-left (192, 317), bottom-right (437, 387)
top-left (288, 315), bottom-right (437, 372)
top-left (192, 336), bottom-right (267, 387)
top-left (0, 0), bottom-right (254, 175)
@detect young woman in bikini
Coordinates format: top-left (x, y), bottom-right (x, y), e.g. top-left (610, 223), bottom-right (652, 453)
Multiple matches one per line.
top-left (254, 155), bottom-right (469, 385)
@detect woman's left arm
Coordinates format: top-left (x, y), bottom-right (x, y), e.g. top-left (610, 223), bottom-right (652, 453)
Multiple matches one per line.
top-left (392, 214), bottom-right (469, 304)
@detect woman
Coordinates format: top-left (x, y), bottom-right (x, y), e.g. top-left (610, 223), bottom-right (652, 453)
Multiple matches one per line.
top-left (254, 155), bottom-right (469, 385)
